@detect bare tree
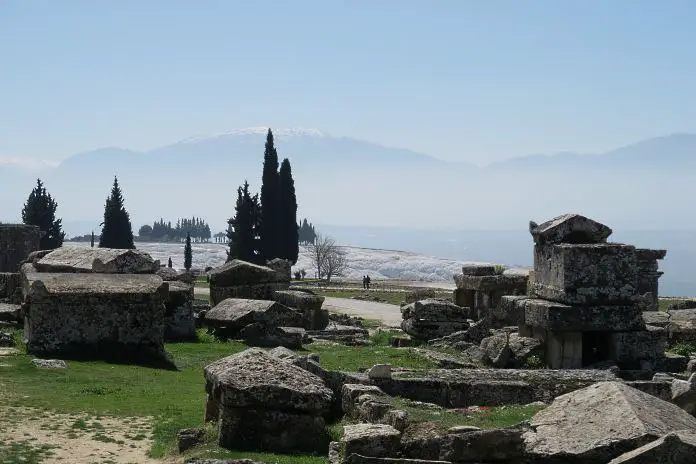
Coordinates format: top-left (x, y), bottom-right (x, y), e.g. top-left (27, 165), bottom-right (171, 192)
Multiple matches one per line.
top-left (310, 234), bottom-right (348, 282)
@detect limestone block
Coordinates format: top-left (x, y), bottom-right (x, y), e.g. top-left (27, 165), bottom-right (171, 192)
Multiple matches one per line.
top-left (532, 243), bottom-right (639, 305)
top-left (341, 424), bottom-right (401, 462)
top-left (35, 247), bottom-right (159, 274)
top-left (529, 213), bottom-right (612, 245)
top-left (524, 298), bottom-right (645, 331)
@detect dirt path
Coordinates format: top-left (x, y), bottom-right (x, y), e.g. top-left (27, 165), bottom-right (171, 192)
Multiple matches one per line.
top-left (194, 287), bottom-right (403, 326)
top-left (0, 406), bottom-right (158, 464)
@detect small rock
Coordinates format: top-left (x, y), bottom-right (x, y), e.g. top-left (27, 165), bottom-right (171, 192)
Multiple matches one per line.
top-left (525, 401), bottom-right (547, 407)
top-left (31, 359), bottom-right (67, 369)
top-left (0, 331), bottom-right (16, 348)
top-left (687, 359), bottom-right (696, 375)
top-left (448, 425), bottom-right (482, 434)
top-left (367, 364), bottom-right (392, 380)
top-left (178, 427), bottom-right (205, 453)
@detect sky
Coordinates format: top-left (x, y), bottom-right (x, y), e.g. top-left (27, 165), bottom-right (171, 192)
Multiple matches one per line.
top-left (2, 0), bottom-right (696, 165)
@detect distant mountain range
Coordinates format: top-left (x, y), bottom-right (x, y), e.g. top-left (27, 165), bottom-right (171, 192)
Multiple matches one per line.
top-left (2, 128), bottom-right (696, 233)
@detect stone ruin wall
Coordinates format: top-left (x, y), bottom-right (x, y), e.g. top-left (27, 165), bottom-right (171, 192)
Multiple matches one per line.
top-left (0, 224), bottom-right (41, 273)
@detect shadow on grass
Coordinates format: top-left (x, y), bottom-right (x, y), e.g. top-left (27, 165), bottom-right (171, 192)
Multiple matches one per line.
top-left (29, 343), bottom-right (180, 371)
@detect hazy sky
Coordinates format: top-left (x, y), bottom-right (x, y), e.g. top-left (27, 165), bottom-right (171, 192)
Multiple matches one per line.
top-left (2, 0), bottom-right (696, 165)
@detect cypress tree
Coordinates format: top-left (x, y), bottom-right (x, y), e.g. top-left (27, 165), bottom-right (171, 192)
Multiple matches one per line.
top-left (259, 128), bottom-right (280, 261)
top-left (184, 233), bottom-right (192, 270)
top-left (21, 178), bottom-right (65, 250)
top-left (99, 176), bottom-right (135, 249)
top-left (279, 158), bottom-right (299, 264)
top-left (227, 181), bottom-right (261, 264)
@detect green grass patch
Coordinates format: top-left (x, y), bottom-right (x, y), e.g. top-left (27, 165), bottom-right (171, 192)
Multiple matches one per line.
top-left (658, 298), bottom-right (693, 311)
top-left (314, 290), bottom-right (408, 306)
top-left (666, 342), bottom-right (696, 357)
top-left (0, 440), bottom-right (59, 464)
top-left (1, 330), bottom-right (434, 461)
top-left (388, 398), bottom-right (544, 430)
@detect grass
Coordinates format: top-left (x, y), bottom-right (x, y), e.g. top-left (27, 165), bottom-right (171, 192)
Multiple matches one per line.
top-left (386, 397), bottom-right (545, 431)
top-left (312, 289), bottom-right (450, 306)
top-left (0, 441), bottom-right (59, 464)
top-left (657, 297), bottom-right (693, 311)
top-left (0, 329), bottom-right (435, 462)
top-left (666, 342), bottom-right (696, 357)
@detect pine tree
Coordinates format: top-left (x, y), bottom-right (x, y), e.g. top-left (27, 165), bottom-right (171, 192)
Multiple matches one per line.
top-left (279, 158), bottom-right (299, 264)
top-left (259, 128), bottom-right (281, 261)
top-left (184, 233), bottom-right (192, 270)
top-left (21, 178), bottom-right (65, 250)
top-left (99, 176), bottom-right (135, 249)
top-left (227, 181), bottom-right (262, 263)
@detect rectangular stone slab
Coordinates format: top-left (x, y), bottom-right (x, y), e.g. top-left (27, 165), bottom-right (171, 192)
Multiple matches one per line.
top-left (24, 272), bottom-right (166, 296)
top-left (453, 274), bottom-right (528, 292)
top-left (523, 298), bottom-right (646, 331)
top-left (532, 243), bottom-right (638, 305)
top-left (34, 247), bottom-right (159, 274)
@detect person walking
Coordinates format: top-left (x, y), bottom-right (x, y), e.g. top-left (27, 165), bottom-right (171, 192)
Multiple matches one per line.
top-left (366, 275), bottom-right (371, 290)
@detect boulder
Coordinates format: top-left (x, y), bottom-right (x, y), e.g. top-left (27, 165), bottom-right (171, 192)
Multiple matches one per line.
top-left (34, 247), bottom-right (159, 274)
top-left (273, 290), bottom-right (325, 311)
top-left (209, 260), bottom-right (286, 286)
top-left (178, 427), bottom-right (205, 453)
top-left (439, 427), bottom-right (527, 463)
top-left (341, 424), bottom-right (402, 461)
top-left (524, 381), bottom-right (696, 462)
top-left (238, 323), bottom-right (307, 349)
top-left (608, 430), bottom-right (696, 463)
top-left (204, 349), bottom-right (333, 453)
top-left (268, 346), bottom-right (298, 361)
top-left (0, 303), bottom-right (20, 323)
top-left (671, 373), bottom-right (696, 414)
top-left (367, 364), bottom-right (392, 380)
top-left (156, 267), bottom-right (179, 281)
top-left (31, 359), bottom-right (67, 369)
top-left (0, 331), bottom-right (15, 347)
top-left (400, 300), bottom-right (470, 321)
top-left (204, 298), bottom-right (306, 337)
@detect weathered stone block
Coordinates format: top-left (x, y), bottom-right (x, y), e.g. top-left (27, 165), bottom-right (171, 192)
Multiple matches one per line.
top-left (204, 298), bottom-right (306, 337)
top-left (524, 381), bottom-right (696, 462)
top-left (453, 274), bottom-right (528, 293)
top-left (610, 326), bottom-right (666, 365)
top-left (532, 243), bottom-right (638, 305)
top-left (23, 272), bottom-right (167, 356)
top-left (400, 299), bottom-right (469, 322)
top-left (238, 323), bottom-right (307, 349)
top-left (0, 303), bottom-right (20, 323)
top-left (0, 272), bottom-right (20, 299)
top-left (34, 247), bottom-right (159, 274)
top-left (220, 407), bottom-right (329, 453)
top-left (273, 290), bottom-right (324, 311)
top-left (342, 424), bottom-right (401, 462)
top-left (164, 281), bottom-right (195, 341)
top-left (401, 318), bottom-right (469, 341)
top-left (524, 298), bottom-right (646, 332)
top-left (609, 430), bottom-right (696, 463)
top-left (204, 349), bottom-right (333, 453)
top-left (461, 265), bottom-right (496, 276)
top-left (529, 213), bottom-right (613, 245)
top-left (209, 259), bottom-right (286, 286)
top-left (0, 224), bottom-right (41, 273)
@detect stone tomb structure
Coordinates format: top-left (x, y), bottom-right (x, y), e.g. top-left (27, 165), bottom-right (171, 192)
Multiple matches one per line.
top-left (203, 348), bottom-right (333, 453)
top-left (23, 272), bottom-right (167, 356)
top-left (501, 213), bottom-right (670, 370)
top-left (272, 289), bottom-right (329, 330)
top-left (0, 224), bottom-right (41, 305)
top-left (208, 259), bottom-right (290, 306)
top-left (636, 248), bottom-right (667, 311)
top-left (453, 265), bottom-right (528, 320)
top-left (19, 246), bottom-right (186, 356)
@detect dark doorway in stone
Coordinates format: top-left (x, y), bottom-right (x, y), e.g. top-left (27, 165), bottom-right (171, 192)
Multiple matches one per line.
top-left (582, 331), bottom-right (611, 366)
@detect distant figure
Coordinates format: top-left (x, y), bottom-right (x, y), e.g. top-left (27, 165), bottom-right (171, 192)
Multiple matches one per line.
top-left (362, 275), bottom-right (367, 290)
top-left (366, 275), bottom-right (371, 290)
top-left (168, 257), bottom-right (173, 268)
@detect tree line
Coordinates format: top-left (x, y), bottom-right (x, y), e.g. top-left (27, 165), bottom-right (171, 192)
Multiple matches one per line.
top-left (298, 218), bottom-right (317, 245)
top-left (138, 217), bottom-right (212, 242)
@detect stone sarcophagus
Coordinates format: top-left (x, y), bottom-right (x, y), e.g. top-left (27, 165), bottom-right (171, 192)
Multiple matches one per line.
top-left (501, 214), bottom-right (673, 371)
top-left (0, 224), bottom-right (41, 273)
top-left (22, 272), bottom-right (168, 357)
top-left (208, 259), bottom-right (290, 306)
top-left (453, 266), bottom-right (528, 320)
